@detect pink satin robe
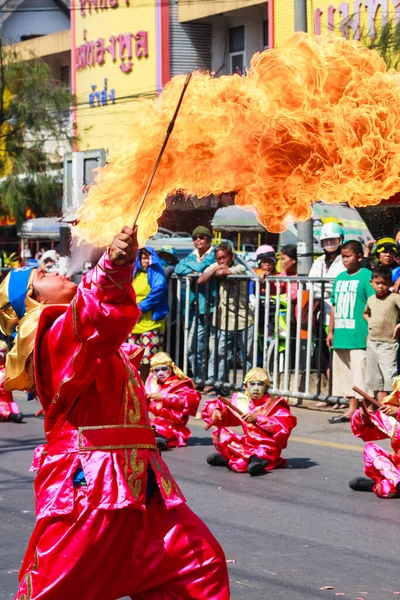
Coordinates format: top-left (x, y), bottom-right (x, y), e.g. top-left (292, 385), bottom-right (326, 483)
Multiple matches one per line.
top-left (351, 408), bottom-right (400, 498)
top-left (202, 392), bottom-right (297, 473)
top-left (16, 252), bottom-right (230, 600)
top-left (145, 374), bottom-right (201, 447)
top-left (0, 365), bottom-right (20, 420)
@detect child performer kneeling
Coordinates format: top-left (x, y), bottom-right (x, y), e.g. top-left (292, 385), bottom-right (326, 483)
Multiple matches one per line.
top-left (202, 368), bottom-right (297, 476)
top-left (350, 377), bottom-right (400, 498)
top-left (145, 352), bottom-right (201, 447)
top-left (0, 341), bottom-right (23, 423)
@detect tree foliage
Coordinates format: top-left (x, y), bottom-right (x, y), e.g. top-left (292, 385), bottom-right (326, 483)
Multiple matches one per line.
top-left (0, 40), bottom-right (74, 224)
top-left (351, 17), bottom-right (400, 70)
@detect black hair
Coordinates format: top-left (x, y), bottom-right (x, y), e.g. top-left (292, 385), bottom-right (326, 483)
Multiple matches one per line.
top-left (372, 265), bottom-right (392, 283)
top-left (215, 243), bottom-right (234, 256)
top-left (342, 240), bottom-right (363, 255)
top-left (281, 244), bottom-right (297, 262)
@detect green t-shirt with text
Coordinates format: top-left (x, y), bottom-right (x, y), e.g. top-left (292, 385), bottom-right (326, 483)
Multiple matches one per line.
top-left (330, 267), bottom-right (374, 349)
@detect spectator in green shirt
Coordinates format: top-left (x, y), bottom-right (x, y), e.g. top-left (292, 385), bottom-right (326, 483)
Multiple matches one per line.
top-left (327, 240), bottom-right (375, 424)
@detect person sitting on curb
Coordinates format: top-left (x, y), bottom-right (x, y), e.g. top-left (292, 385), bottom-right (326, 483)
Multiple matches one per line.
top-left (145, 351), bottom-right (201, 448)
top-left (202, 367), bottom-right (297, 476)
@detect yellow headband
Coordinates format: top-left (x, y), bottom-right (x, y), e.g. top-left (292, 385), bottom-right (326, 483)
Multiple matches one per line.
top-left (244, 367), bottom-right (270, 386)
top-left (150, 352), bottom-right (186, 380)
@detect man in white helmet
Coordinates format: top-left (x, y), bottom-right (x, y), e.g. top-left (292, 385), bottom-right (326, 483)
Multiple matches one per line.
top-left (308, 222), bottom-right (347, 407)
top-left (309, 222), bottom-right (346, 320)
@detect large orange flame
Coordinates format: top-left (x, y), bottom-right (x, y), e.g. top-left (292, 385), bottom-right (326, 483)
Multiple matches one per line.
top-left (74, 32), bottom-right (400, 247)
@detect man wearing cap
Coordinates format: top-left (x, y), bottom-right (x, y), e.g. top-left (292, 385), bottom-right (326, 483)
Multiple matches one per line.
top-left (2, 225), bottom-right (230, 600)
top-left (175, 226), bottom-right (215, 382)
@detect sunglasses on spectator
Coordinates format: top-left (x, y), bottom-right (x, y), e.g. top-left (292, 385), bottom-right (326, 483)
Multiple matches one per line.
top-left (193, 235), bottom-right (208, 241)
top-left (153, 365), bottom-right (170, 373)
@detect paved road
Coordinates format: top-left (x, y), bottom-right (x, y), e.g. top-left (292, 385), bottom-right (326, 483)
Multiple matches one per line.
top-left (1, 395), bottom-right (398, 600)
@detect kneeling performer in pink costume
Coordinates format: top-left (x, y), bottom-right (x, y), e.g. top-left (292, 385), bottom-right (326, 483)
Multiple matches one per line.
top-left (202, 367), bottom-right (297, 476)
top-left (3, 224), bottom-right (230, 600)
top-left (145, 352), bottom-right (201, 448)
top-left (350, 376), bottom-right (400, 498)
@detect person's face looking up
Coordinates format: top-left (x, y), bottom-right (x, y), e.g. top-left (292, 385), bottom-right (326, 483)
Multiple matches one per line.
top-left (153, 364), bottom-right (172, 383)
top-left (193, 234), bottom-right (211, 255)
top-left (215, 249), bottom-right (233, 268)
top-left (246, 379), bottom-right (267, 400)
top-left (32, 270), bottom-right (78, 305)
top-left (341, 248), bottom-right (361, 273)
top-left (260, 259), bottom-right (275, 275)
top-left (280, 252), bottom-right (297, 274)
top-left (140, 251), bottom-right (150, 270)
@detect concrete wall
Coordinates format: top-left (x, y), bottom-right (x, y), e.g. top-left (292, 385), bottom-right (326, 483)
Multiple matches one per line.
top-left (2, 0), bottom-right (70, 44)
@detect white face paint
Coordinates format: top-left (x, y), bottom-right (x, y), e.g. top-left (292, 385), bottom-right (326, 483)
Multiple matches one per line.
top-left (153, 365), bottom-right (172, 383)
top-left (246, 380), bottom-right (267, 400)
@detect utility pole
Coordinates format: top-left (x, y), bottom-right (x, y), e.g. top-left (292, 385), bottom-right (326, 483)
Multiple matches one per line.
top-left (294, 0), bottom-right (314, 275)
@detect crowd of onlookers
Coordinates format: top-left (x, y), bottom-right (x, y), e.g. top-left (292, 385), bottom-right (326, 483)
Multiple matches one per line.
top-left (13, 225), bottom-right (400, 418)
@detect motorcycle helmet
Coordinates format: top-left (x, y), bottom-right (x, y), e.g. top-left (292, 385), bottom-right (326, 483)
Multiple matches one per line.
top-left (255, 245), bottom-right (277, 265)
top-left (320, 222), bottom-right (344, 254)
top-left (375, 237), bottom-right (398, 257)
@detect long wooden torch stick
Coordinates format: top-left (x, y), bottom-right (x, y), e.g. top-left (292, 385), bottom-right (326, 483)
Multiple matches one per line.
top-left (205, 395), bottom-right (272, 437)
top-left (132, 72), bottom-right (192, 228)
top-left (352, 386), bottom-right (380, 409)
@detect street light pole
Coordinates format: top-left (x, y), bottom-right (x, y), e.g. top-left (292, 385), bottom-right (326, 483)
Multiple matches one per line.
top-left (294, 0), bottom-right (314, 275)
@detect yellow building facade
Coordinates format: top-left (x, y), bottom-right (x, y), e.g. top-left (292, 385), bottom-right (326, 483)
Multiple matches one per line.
top-left (72, 0), bottom-right (170, 151)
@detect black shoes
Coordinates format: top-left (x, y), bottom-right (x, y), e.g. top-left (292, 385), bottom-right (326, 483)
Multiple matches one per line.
top-left (349, 477), bottom-right (374, 492)
top-left (206, 453), bottom-right (229, 467)
top-left (247, 456), bottom-right (268, 476)
top-left (155, 435), bottom-right (169, 451)
top-left (8, 412), bottom-right (23, 423)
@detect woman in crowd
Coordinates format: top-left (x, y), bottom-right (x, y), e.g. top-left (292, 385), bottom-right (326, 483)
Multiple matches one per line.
top-left (129, 247), bottom-right (169, 381)
top-left (278, 244), bottom-right (298, 301)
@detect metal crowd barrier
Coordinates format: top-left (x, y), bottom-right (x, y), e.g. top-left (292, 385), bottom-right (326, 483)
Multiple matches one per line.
top-left (166, 274), bottom-right (342, 404)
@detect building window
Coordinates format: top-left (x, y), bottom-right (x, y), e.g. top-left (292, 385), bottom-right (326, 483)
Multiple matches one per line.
top-left (60, 65), bottom-right (70, 87)
top-left (263, 19), bottom-right (269, 49)
top-left (229, 26), bottom-right (245, 74)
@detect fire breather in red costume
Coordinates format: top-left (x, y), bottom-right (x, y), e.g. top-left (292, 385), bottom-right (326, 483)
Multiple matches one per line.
top-left (145, 352), bottom-right (201, 448)
top-left (1, 228), bottom-right (230, 600)
top-left (202, 368), bottom-right (297, 476)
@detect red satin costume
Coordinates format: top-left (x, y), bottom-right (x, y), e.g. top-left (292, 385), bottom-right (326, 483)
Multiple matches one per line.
top-left (202, 392), bottom-right (297, 473)
top-left (0, 365), bottom-right (20, 420)
top-left (351, 408), bottom-right (400, 498)
top-left (15, 252), bottom-right (230, 600)
top-left (145, 374), bottom-right (201, 447)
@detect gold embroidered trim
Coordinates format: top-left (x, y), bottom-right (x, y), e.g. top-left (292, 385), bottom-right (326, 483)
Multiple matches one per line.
top-left (161, 475), bottom-right (172, 497)
top-left (52, 297), bottom-right (83, 405)
top-left (127, 378), bottom-right (141, 424)
top-left (19, 549), bottom-right (38, 600)
top-left (128, 449), bottom-right (145, 499)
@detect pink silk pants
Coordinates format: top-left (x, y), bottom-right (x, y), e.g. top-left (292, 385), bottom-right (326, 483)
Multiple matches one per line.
top-left (364, 442), bottom-right (400, 498)
top-left (16, 490), bottom-right (230, 600)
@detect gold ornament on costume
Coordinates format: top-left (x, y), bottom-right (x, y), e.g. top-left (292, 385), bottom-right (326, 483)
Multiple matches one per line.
top-left (0, 269), bottom-right (44, 391)
top-left (382, 376), bottom-right (400, 407)
top-left (150, 351), bottom-right (186, 380)
top-left (244, 367), bottom-right (271, 387)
